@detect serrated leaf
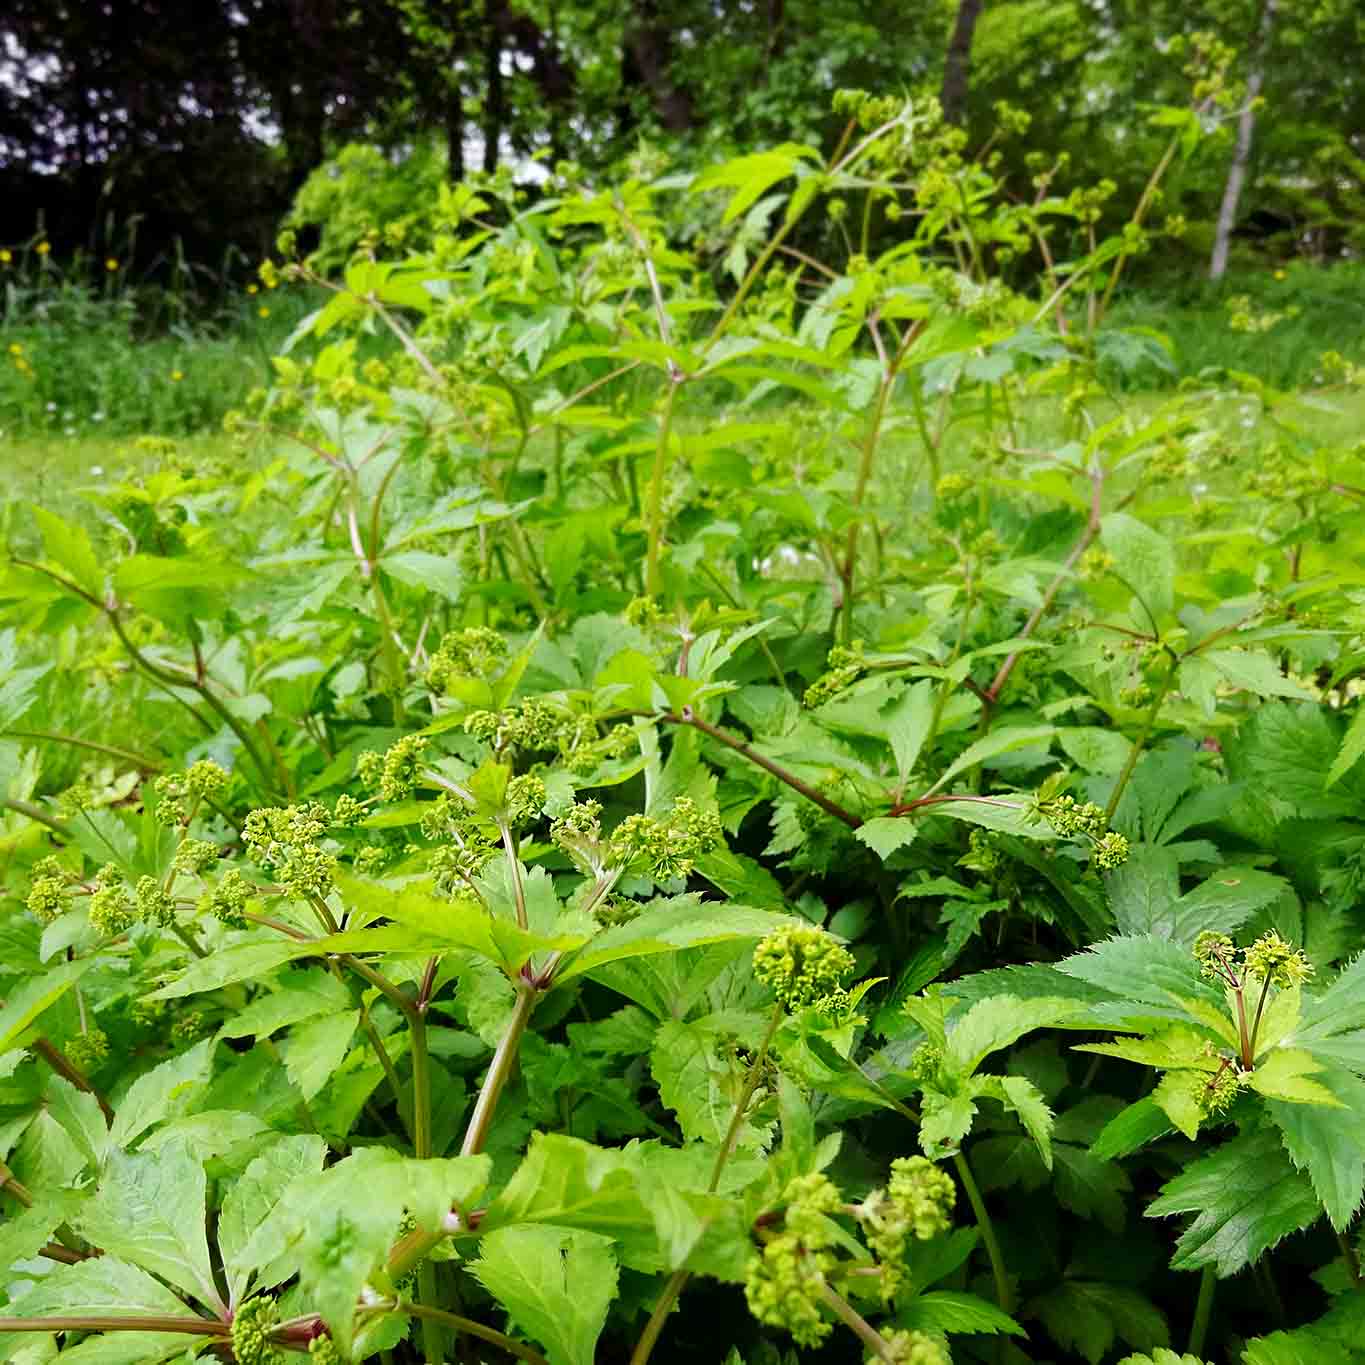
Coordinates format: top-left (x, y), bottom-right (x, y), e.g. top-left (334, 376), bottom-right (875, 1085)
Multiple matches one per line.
top-left (1054, 1144), bottom-right (1130, 1233)
top-left (382, 549), bottom-right (464, 603)
top-left (107, 1038), bottom-right (215, 1150)
top-left (282, 1010), bottom-right (359, 1101)
top-left (945, 995), bottom-right (1085, 1076)
top-left (1090, 1098), bottom-right (1173, 1160)
top-left (76, 1139), bottom-right (223, 1311)
top-left (559, 897), bottom-right (787, 984)
top-left (1102, 512), bottom-right (1175, 620)
top-left (652, 1018), bottom-right (764, 1156)
top-left (0, 959), bottom-right (92, 1053)
top-left (888, 681), bottom-right (935, 785)
top-left (0, 1254), bottom-right (187, 1322)
top-left (33, 505), bottom-right (103, 597)
top-left (43, 1073), bottom-right (107, 1164)
top-left (219, 1134), bottom-right (329, 1301)
top-left (897, 1290), bottom-right (1024, 1337)
top-left (1245, 1048), bottom-right (1338, 1106)
top-left (479, 1133), bottom-right (662, 1272)
top-left (468, 1225), bottom-right (618, 1365)
top-left (854, 817), bottom-right (919, 860)
top-left (1151, 1071), bottom-right (1205, 1140)
top-left (1269, 1069), bottom-right (1365, 1233)
top-left (0, 1190), bottom-right (87, 1272)
top-left (1146, 1128), bottom-right (1321, 1275)
top-left (1032, 1279), bottom-right (1168, 1364)
top-left (927, 725), bottom-right (1056, 795)
top-left (1325, 705), bottom-right (1365, 789)
top-left (919, 1091), bottom-right (977, 1158)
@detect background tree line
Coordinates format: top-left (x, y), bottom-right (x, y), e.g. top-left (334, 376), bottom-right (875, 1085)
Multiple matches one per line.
top-left (1, 0), bottom-right (1361, 282)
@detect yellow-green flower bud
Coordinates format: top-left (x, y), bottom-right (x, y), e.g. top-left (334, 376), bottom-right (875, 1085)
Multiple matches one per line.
top-left (753, 925), bottom-right (855, 1009)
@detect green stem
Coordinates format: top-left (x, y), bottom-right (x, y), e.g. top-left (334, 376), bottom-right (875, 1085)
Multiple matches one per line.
top-left (0, 1317), bottom-right (225, 1337)
top-left (818, 1283), bottom-right (896, 1362)
top-left (1336, 1228), bottom-right (1362, 1287)
top-left (1, 798), bottom-right (69, 837)
top-left (1233, 984), bottom-right (1254, 1071)
top-left (632, 1007), bottom-right (785, 1365)
top-left (500, 822), bottom-right (528, 931)
top-left (711, 1005), bottom-right (783, 1193)
top-left (360, 1010), bottom-right (413, 1142)
top-left (1103, 652), bottom-right (1178, 824)
top-left (1188, 1264), bottom-right (1216, 1358)
top-left (460, 982), bottom-right (537, 1156)
top-left (629, 1268), bottom-right (688, 1365)
top-left (3, 729), bottom-right (163, 771)
top-left (416, 1261), bottom-right (443, 1365)
top-left (400, 1302), bottom-right (550, 1365)
top-left (29, 1037), bottom-right (114, 1121)
top-left (171, 922), bottom-right (208, 959)
top-left (952, 1149), bottom-right (1012, 1313)
top-left (411, 1010), bottom-right (432, 1160)
top-left (1248, 974), bottom-right (1275, 1061)
top-left (644, 380), bottom-right (680, 599)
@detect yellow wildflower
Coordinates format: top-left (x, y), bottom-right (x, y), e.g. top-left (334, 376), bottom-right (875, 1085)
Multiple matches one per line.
top-left (171, 370), bottom-right (184, 383)
top-left (8, 342), bottom-right (22, 356)
top-left (257, 306), bottom-right (270, 318)
top-left (1273, 268), bottom-right (1286, 281)
top-left (0, 249), bottom-right (11, 264)
top-left (36, 242), bottom-right (50, 255)
top-left (105, 258), bottom-right (119, 271)
top-left (246, 283), bottom-right (258, 294)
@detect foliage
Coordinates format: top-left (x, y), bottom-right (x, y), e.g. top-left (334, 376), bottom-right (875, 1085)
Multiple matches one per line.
top-left (2, 87), bottom-right (1365, 1365)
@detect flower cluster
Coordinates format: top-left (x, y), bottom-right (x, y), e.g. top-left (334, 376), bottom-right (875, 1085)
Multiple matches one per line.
top-left (307, 1335), bottom-right (344, 1364)
top-left (856, 1157), bottom-right (956, 1297)
top-left (463, 702), bottom-right (634, 774)
top-left (754, 925), bottom-right (856, 1010)
top-left (135, 875), bottom-right (175, 927)
top-left (199, 869), bottom-right (253, 928)
top-left (358, 736), bottom-right (428, 802)
top-left (743, 1173), bottom-right (842, 1347)
top-left (230, 1296), bottom-right (285, 1365)
top-left (1195, 929), bottom-right (1313, 990)
top-left (66, 1028), bottom-right (110, 1073)
top-left (874, 1330), bottom-right (949, 1365)
top-left (804, 641), bottom-right (867, 708)
top-left (173, 838), bottom-right (220, 876)
top-left (425, 627), bottom-right (508, 690)
top-left (242, 804), bottom-right (336, 901)
top-left (27, 869), bottom-right (70, 924)
top-left (154, 759), bottom-right (229, 824)
top-left (1037, 795), bottom-right (1130, 871)
top-left (606, 797), bottom-right (722, 881)
top-left (88, 865), bottom-right (135, 936)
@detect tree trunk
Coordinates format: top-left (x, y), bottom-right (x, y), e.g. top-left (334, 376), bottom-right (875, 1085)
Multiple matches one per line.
top-left (483, 0), bottom-right (504, 173)
top-left (1210, 0), bottom-right (1278, 281)
top-left (940, 0), bottom-right (985, 125)
top-left (622, 0), bottom-right (693, 132)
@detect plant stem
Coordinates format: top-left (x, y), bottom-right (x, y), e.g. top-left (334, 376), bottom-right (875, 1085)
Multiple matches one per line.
top-left (0, 1317), bottom-right (226, 1338)
top-left (29, 1037), bottom-right (114, 1121)
top-left (3, 729), bottom-right (163, 771)
top-left (644, 379), bottom-right (680, 598)
top-left (460, 981), bottom-right (536, 1156)
top-left (629, 1269), bottom-right (689, 1365)
top-left (1247, 973), bottom-right (1275, 1061)
top-left (1103, 652), bottom-right (1178, 824)
top-left (711, 1005), bottom-right (783, 1192)
top-left (500, 822), bottom-right (528, 930)
top-left (952, 1149), bottom-right (1012, 1313)
top-left (1188, 1264), bottom-right (1216, 1358)
top-left (818, 1283), bottom-right (896, 1362)
top-left (1, 798), bottom-right (69, 837)
top-left (0, 1160), bottom-right (35, 1206)
top-left (401, 1302), bottom-right (549, 1365)
top-left (416, 1260), bottom-right (443, 1365)
top-left (657, 710), bottom-right (860, 829)
top-left (1233, 983), bottom-right (1254, 1071)
top-left (411, 1010), bottom-right (432, 1160)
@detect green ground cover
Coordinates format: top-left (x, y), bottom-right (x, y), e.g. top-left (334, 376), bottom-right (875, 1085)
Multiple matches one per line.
top-left (1, 95), bottom-right (1365, 1365)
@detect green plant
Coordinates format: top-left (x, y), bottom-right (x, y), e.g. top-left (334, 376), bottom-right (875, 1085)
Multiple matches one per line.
top-left (1, 85), bottom-right (1365, 1365)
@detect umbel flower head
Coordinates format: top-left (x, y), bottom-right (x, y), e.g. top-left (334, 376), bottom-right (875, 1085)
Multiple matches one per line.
top-left (753, 925), bottom-right (855, 1009)
top-left (873, 1329), bottom-right (950, 1365)
top-left (1193, 929), bottom-right (1313, 989)
top-left (743, 1173), bottom-right (843, 1347)
top-left (230, 1296), bottom-right (285, 1365)
top-left (857, 1157), bottom-right (956, 1296)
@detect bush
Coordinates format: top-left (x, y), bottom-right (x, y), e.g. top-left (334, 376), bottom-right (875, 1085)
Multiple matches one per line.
top-left (1, 88), bottom-right (1364, 1365)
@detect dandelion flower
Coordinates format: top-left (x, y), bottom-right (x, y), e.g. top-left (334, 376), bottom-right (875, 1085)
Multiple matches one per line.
top-left (36, 242), bottom-right (50, 255)
top-left (0, 249), bottom-right (11, 264)
top-left (246, 283), bottom-right (258, 294)
top-left (171, 370), bottom-right (184, 382)
top-left (8, 342), bottom-right (22, 356)
top-left (1273, 268), bottom-right (1286, 281)
top-left (257, 306), bottom-right (270, 318)
top-left (105, 258), bottom-right (119, 271)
